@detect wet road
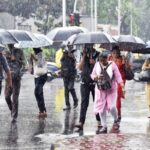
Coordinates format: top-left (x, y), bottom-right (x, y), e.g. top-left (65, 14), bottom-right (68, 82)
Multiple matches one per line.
top-left (0, 73), bottom-right (150, 150)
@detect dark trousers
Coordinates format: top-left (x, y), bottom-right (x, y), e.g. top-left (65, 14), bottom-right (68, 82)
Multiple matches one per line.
top-left (0, 80), bottom-right (2, 95)
top-left (5, 79), bottom-right (21, 119)
top-left (79, 83), bottom-right (100, 124)
top-left (63, 76), bottom-right (78, 107)
top-left (34, 74), bottom-right (47, 113)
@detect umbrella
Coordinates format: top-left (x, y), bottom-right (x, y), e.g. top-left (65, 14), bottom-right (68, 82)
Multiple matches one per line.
top-left (8, 30), bottom-right (33, 42)
top-left (14, 33), bottom-right (53, 48)
top-left (0, 44), bottom-right (5, 51)
top-left (113, 35), bottom-right (145, 51)
top-left (132, 47), bottom-right (150, 54)
top-left (0, 29), bottom-right (18, 44)
top-left (63, 34), bottom-right (78, 45)
top-left (73, 32), bottom-right (116, 45)
top-left (47, 26), bottom-right (88, 42)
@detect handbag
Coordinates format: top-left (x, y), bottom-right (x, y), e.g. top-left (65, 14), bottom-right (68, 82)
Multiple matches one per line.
top-left (124, 66), bottom-right (134, 80)
top-left (139, 69), bottom-right (150, 82)
top-left (97, 63), bottom-right (112, 90)
top-left (34, 63), bottom-right (47, 76)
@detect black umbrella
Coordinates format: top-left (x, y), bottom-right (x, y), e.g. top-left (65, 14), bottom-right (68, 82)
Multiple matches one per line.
top-left (73, 32), bottom-right (116, 45)
top-left (113, 35), bottom-right (145, 51)
top-left (0, 29), bottom-right (18, 44)
top-left (8, 30), bottom-right (33, 42)
top-left (132, 47), bottom-right (150, 54)
top-left (47, 26), bottom-right (88, 42)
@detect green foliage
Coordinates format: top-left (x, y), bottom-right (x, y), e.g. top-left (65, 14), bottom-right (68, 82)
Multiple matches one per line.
top-left (23, 47), bottom-right (56, 62)
top-left (1, 0), bottom-right (150, 40)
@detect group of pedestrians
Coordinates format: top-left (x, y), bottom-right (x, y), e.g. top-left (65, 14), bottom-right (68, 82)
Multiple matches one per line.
top-left (58, 43), bottom-right (131, 134)
top-left (0, 42), bottom-right (132, 134)
top-left (0, 44), bottom-right (49, 121)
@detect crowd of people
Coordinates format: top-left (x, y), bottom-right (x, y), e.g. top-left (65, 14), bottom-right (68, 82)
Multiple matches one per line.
top-left (0, 43), bottom-right (149, 134)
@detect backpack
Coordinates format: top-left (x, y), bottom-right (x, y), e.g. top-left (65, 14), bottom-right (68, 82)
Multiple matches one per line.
top-left (124, 66), bottom-right (134, 80)
top-left (9, 61), bottom-right (22, 80)
top-left (97, 63), bottom-right (112, 90)
top-left (61, 57), bottom-right (76, 77)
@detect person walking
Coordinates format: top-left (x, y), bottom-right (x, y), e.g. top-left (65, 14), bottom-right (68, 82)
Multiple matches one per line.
top-left (142, 58), bottom-right (150, 117)
top-left (0, 45), bottom-right (12, 95)
top-left (5, 44), bottom-right (25, 122)
top-left (74, 44), bottom-right (101, 133)
top-left (60, 47), bottom-right (78, 110)
top-left (109, 46), bottom-right (128, 122)
top-left (91, 52), bottom-right (125, 133)
top-left (30, 48), bottom-right (47, 119)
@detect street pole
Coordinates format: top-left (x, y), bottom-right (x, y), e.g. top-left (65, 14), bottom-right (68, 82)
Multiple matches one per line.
top-left (62, 0), bottom-right (66, 27)
top-left (118, 0), bottom-right (121, 35)
top-left (73, 0), bottom-right (78, 13)
top-left (94, 0), bottom-right (97, 31)
top-left (91, 0), bottom-right (94, 31)
top-left (130, 0), bottom-right (133, 35)
top-left (130, 13), bottom-right (133, 35)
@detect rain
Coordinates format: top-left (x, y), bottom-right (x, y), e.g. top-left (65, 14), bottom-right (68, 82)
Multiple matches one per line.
top-left (0, 0), bottom-right (150, 150)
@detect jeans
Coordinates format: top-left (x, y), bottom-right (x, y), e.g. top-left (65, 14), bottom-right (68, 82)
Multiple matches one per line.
top-left (79, 83), bottom-right (100, 124)
top-left (5, 78), bottom-right (21, 120)
top-left (34, 74), bottom-right (47, 113)
top-left (63, 76), bottom-right (78, 107)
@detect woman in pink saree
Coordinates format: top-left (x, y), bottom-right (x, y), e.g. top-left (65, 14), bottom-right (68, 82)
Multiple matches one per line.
top-left (91, 52), bottom-right (125, 133)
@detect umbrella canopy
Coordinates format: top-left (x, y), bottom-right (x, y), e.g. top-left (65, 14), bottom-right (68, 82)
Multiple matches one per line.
top-left (0, 44), bottom-right (5, 51)
top-left (8, 30), bottom-right (33, 42)
top-left (132, 47), bottom-right (150, 54)
top-left (113, 35), bottom-right (145, 51)
top-left (73, 32), bottom-right (116, 45)
top-left (0, 29), bottom-right (18, 44)
top-left (14, 33), bottom-right (53, 48)
top-left (64, 34), bottom-right (78, 45)
top-left (47, 26), bottom-right (88, 42)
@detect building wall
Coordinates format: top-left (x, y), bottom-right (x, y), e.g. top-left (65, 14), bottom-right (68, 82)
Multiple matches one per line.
top-left (0, 12), bottom-right (15, 29)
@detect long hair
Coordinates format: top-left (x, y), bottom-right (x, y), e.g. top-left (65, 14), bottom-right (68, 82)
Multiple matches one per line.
top-left (112, 45), bottom-right (121, 58)
top-left (33, 48), bottom-right (42, 55)
top-left (145, 58), bottom-right (150, 66)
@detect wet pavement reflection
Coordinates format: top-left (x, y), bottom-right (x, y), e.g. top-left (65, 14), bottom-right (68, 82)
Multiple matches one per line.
top-left (62, 109), bottom-right (78, 135)
top-left (6, 122), bottom-right (18, 148)
top-left (0, 74), bottom-right (150, 149)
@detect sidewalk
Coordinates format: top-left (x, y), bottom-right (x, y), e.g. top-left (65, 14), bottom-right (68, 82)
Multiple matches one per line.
top-left (0, 74), bottom-right (149, 149)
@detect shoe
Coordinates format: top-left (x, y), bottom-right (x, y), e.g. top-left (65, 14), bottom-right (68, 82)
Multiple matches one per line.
top-left (74, 124), bottom-right (83, 132)
top-left (112, 120), bottom-right (120, 130)
top-left (43, 112), bottom-right (47, 118)
top-left (96, 125), bottom-right (103, 134)
top-left (11, 118), bottom-right (17, 123)
top-left (38, 112), bottom-right (47, 119)
top-left (63, 106), bottom-right (71, 111)
top-left (73, 103), bottom-right (78, 109)
top-left (117, 116), bottom-right (121, 123)
top-left (98, 127), bottom-right (107, 134)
